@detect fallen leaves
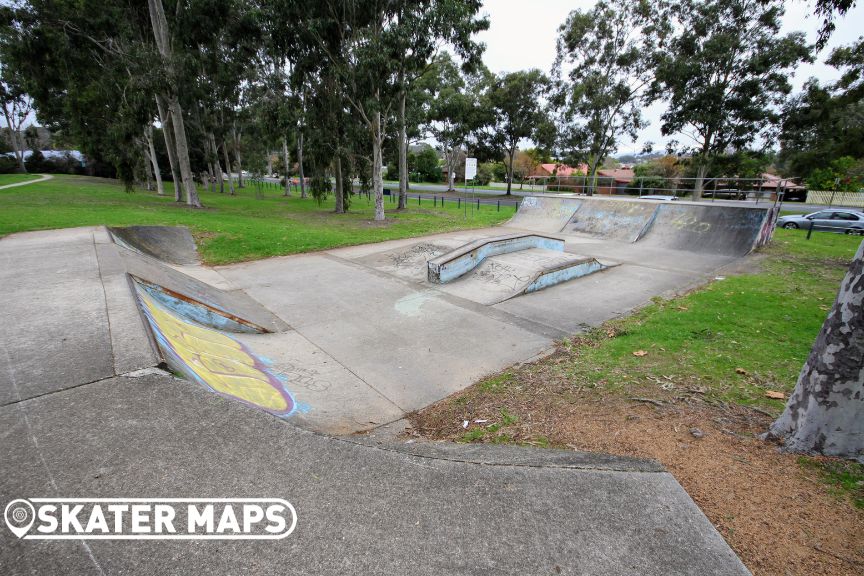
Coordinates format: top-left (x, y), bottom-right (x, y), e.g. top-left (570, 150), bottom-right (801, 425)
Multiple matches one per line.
top-left (633, 350), bottom-right (648, 357)
top-left (765, 391), bottom-right (786, 400)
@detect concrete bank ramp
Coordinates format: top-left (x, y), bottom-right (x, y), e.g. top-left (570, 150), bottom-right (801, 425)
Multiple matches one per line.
top-left (436, 248), bottom-right (607, 305)
top-left (507, 195), bottom-right (582, 233)
top-left (638, 203), bottom-right (769, 256)
top-left (109, 225), bottom-right (200, 266)
top-left (564, 197), bottom-right (658, 242)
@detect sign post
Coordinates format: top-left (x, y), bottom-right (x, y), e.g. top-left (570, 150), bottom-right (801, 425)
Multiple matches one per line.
top-left (464, 158), bottom-right (477, 218)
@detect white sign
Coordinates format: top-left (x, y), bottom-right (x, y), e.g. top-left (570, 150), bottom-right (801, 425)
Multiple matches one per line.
top-left (464, 158), bottom-right (477, 181)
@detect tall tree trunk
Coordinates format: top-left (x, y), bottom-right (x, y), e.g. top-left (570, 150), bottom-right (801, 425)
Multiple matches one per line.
top-left (505, 148), bottom-right (515, 196)
top-left (693, 154), bottom-right (709, 201)
top-left (397, 88), bottom-right (408, 209)
top-left (267, 153), bottom-right (273, 177)
top-left (334, 154), bottom-right (344, 214)
top-left (141, 145), bottom-right (153, 191)
top-left (2, 110), bottom-right (26, 173)
top-left (205, 160), bottom-right (215, 194)
top-left (447, 148), bottom-right (456, 191)
top-left (768, 240), bottom-right (864, 462)
top-left (148, 0), bottom-right (200, 208)
top-left (282, 137), bottom-right (291, 197)
top-left (209, 133), bottom-right (224, 194)
top-left (233, 125), bottom-right (243, 188)
top-left (297, 133), bottom-right (307, 199)
top-left (144, 124), bottom-right (164, 196)
top-left (371, 110), bottom-right (385, 221)
top-left (222, 141), bottom-right (235, 195)
top-left (155, 95), bottom-right (182, 202)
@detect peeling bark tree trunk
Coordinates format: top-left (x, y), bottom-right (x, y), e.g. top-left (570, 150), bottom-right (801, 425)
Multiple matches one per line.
top-left (222, 141), bottom-right (235, 195)
top-left (769, 240), bottom-right (864, 462)
top-left (282, 137), bottom-right (291, 197)
top-left (233, 126), bottom-right (244, 188)
top-left (505, 147), bottom-right (516, 196)
top-left (397, 88), bottom-right (407, 210)
top-left (693, 162), bottom-right (708, 202)
top-left (209, 134), bottom-right (224, 194)
top-left (155, 96), bottom-right (182, 202)
top-left (334, 154), bottom-right (344, 214)
top-left (144, 124), bottom-right (164, 195)
top-left (371, 110), bottom-right (385, 221)
top-left (297, 133), bottom-right (307, 199)
top-left (148, 0), bottom-right (200, 208)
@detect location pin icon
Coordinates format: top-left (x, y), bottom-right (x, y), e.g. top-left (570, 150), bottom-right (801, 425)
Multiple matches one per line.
top-left (5, 499), bottom-right (35, 538)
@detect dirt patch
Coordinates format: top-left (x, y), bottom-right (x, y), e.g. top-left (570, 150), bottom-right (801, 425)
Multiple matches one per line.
top-left (410, 372), bottom-right (864, 575)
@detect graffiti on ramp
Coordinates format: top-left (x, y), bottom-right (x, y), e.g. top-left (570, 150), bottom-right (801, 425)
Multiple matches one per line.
top-left (135, 284), bottom-right (297, 418)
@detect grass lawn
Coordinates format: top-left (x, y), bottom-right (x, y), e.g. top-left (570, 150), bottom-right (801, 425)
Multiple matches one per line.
top-left (0, 175), bottom-right (515, 264)
top-left (0, 173), bottom-right (42, 186)
top-left (411, 229), bottom-right (864, 576)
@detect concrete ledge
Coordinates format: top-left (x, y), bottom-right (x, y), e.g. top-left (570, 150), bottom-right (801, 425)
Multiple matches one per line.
top-left (427, 233), bottom-right (564, 283)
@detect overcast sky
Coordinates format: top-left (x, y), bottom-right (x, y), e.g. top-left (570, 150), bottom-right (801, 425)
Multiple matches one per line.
top-left (476, 0), bottom-right (864, 156)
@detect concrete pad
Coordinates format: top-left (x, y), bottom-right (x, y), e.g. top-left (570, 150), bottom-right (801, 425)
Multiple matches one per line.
top-left (0, 373), bottom-right (750, 576)
top-left (218, 254), bottom-right (553, 412)
top-left (0, 228), bottom-right (114, 404)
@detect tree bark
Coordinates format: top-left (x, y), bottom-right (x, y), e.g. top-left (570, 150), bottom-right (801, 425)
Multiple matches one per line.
top-left (297, 133), bottom-right (307, 199)
top-left (2, 109), bottom-right (27, 173)
top-left (155, 95), bottom-right (182, 202)
top-left (768, 240), bottom-right (864, 462)
top-left (148, 0), bottom-right (200, 207)
top-left (282, 137), bottom-right (291, 197)
top-left (693, 158), bottom-right (708, 201)
top-left (233, 125), bottom-right (243, 188)
top-left (209, 133), bottom-right (224, 194)
top-left (222, 141), bottom-right (235, 195)
top-left (505, 148), bottom-right (515, 196)
top-left (334, 154), bottom-right (344, 214)
top-left (144, 124), bottom-right (164, 195)
top-left (397, 88), bottom-right (408, 209)
top-left (371, 110), bottom-right (385, 221)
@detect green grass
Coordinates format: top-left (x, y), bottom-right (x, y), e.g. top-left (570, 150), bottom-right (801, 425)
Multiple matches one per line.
top-left (0, 175), bottom-right (515, 264)
top-left (0, 173), bottom-right (41, 186)
top-left (799, 457), bottom-right (864, 508)
top-left (549, 229), bottom-right (860, 409)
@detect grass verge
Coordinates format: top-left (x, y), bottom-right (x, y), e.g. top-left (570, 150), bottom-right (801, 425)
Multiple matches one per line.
top-left (0, 175), bottom-right (515, 264)
top-left (410, 229), bottom-right (863, 576)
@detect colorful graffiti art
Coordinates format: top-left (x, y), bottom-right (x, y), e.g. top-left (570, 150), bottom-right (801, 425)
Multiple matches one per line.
top-left (135, 283), bottom-right (296, 418)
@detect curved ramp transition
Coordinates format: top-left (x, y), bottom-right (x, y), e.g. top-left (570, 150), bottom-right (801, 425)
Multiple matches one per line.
top-left (109, 225), bottom-right (200, 266)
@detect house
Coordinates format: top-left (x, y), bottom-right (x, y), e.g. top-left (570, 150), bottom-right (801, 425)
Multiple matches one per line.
top-left (595, 168), bottom-right (635, 194)
top-left (530, 163), bottom-right (588, 179)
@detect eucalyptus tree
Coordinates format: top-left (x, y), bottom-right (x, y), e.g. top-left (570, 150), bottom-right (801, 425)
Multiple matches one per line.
top-left (1, 0), bottom-right (162, 188)
top-left (652, 0), bottom-right (811, 199)
top-left (553, 0), bottom-right (670, 189)
top-left (424, 53), bottom-right (485, 190)
top-left (0, 67), bottom-right (31, 173)
top-left (388, 0), bottom-right (488, 208)
top-left (473, 69), bottom-right (555, 196)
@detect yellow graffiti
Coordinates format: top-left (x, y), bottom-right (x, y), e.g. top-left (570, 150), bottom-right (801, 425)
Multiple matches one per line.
top-left (138, 289), bottom-right (292, 413)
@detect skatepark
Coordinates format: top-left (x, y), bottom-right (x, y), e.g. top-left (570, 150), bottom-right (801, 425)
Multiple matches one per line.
top-left (0, 194), bottom-right (772, 574)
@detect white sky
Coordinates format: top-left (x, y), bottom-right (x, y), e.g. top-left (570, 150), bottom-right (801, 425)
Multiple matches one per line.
top-left (476, 0), bottom-right (864, 155)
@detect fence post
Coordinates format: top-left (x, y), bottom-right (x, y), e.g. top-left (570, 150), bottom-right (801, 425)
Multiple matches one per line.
top-left (497, 200), bottom-right (500, 211)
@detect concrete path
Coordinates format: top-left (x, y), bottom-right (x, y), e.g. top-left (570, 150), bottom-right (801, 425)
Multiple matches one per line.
top-left (0, 173), bottom-right (52, 190)
top-left (0, 222), bottom-right (754, 574)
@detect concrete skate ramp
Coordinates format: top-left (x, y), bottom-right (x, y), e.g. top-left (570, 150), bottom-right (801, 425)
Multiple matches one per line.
top-left (109, 225), bottom-right (199, 266)
top-left (116, 244), bottom-right (289, 333)
top-left (638, 203), bottom-right (769, 256)
top-left (564, 198), bottom-right (659, 242)
top-left (507, 195), bottom-right (582, 233)
top-left (428, 233), bottom-right (565, 283)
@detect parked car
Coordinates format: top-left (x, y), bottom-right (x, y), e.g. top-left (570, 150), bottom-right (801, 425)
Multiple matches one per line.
top-left (638, 195), bottom-right (678, 201)
top-left (776, 210), bottom-right (864, 235)
top-left (703, 188), bottom-right (747, 200)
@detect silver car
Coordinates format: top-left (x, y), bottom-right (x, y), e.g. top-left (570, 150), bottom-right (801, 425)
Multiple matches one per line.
top-left (776, 210), bottom-right (864, 235)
